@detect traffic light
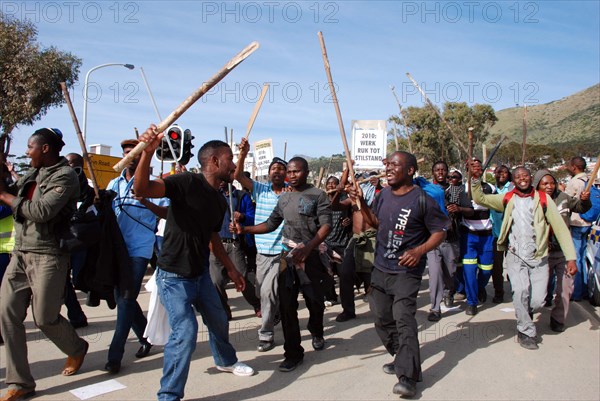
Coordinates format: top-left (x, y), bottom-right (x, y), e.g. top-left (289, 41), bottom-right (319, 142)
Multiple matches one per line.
top-left (155, 125), bottom-right (184, 162)
top-left (180, 129), bottom-right (195, 165)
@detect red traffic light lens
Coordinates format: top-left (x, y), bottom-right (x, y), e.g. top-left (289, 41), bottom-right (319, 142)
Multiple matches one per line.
top-left (168, 130), bottom-right (180, 140)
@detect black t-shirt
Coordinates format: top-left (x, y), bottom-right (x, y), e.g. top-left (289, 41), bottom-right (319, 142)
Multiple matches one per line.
top-left (158, 173), bottom-right (226, 277)
top-left (373, 186), bottom-right (449, 274)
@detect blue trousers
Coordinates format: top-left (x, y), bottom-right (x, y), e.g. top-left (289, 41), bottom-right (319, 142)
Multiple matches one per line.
top-left (461, 231), bottom-right (494, 306)
top-left (107, 256), bottom-right (149, 363)
top-left (156, 267), bottom-right (237, 401)
top-left (570, 226), bottom-right (591, 300)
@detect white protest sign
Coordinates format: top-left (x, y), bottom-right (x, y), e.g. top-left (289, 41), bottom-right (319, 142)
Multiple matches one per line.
top-left (254, 138), bottom-right (274, 176)
top-left (351, 120), bottom-right (387, 169)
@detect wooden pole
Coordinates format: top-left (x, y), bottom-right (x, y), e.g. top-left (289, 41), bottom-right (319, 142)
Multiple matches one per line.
top-left (60, 82), bottom-right (100, 199)
top-left (326, 172), bottom-right (386, 193)
top-left (113, 41), bottom-right (260, 172)
top-left (468, 127), bottom-right (474, 197)
top-left (317, 31), bottom-right (360, 209)
top-left (392, 122), bottom-right (399, 152)
top-left (390, 85), bottom-right (412, 153)
top-left (244, 83), bottom-right (269, 140)
top-left (316, 166), bottom-right (325, 188)
top-left (283, 141), bottom-right (287, 160)
top-left (585, 153), bottom-right (600, 192)
top-left (134, 127), bottom-right (140, 139)
top-left (406, 72), bottom-right (469, 155)
top-left (522, 105), bottom-right (528, 164)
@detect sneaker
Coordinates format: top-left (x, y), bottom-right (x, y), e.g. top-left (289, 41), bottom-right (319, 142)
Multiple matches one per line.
top-left (517, 332), bottom-right (539, 350)
top-left (550, 317), bottom-right (565, 333)
top-left (324, 299), bottom-right (337, 308)
top-left (278, 358), bottom-right (303, 372)
top-left (335, 311), bottom-right (356, 322)
top-left (312, 336), bottom-right (325, 350)
top-left (427, 311), bottom-right (442, 322)
top-left (492, 293), bottom-right (504, 304)
top-left (393, 375), bottom-right (417, 398)
top-left (443, 294), bottom-right (454, 308)
top-left (216, 362), bottom-right (255, 377)
top-left (454, 293), bottom-right (466, 301)
top-left (465, 304), bottom-right (478, 316)
top-left (382, 362), bottom-right (395, 375)
top-left (257, 340), bottom-right (275, 352)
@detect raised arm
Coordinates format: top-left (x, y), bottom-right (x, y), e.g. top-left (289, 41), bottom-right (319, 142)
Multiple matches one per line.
top-left (234, 137), bottom-right (253, 191)
top-left (134, 124), bottom-right (166, 199)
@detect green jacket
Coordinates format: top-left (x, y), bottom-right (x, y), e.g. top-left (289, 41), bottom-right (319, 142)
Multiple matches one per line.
top-left (10, 157), bottom-right (79, 254)
top-left (470, 179), bottom-right (576, 261)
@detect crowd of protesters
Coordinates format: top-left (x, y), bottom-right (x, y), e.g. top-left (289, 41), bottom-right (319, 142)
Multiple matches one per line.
top-left (0, 126), bottom-right (596, 401)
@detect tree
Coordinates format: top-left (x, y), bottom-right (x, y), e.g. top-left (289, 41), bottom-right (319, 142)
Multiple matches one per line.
top-left (0, 12), bottom-right (81, 157)
top-left (388, 102), bottom-right (498, 168)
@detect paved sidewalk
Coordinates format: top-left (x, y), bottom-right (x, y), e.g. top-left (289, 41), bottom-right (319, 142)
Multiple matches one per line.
top-left (1, 273), bottom-right (599, 400)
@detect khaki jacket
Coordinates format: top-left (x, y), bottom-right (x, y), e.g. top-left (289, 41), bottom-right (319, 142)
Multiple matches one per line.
top-left (470, 179), bottom-right (576, 261)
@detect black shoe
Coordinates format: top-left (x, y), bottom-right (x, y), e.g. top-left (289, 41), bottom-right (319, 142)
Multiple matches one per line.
top-left (427, 311), bottom-right (442, 322)
top-left (135, 342), bottom-right (152, 358)
top-left (335, 311), bottom-right (356, 322)
top-left (257, 340), bottom-right (275, 352)
top-left (104, 361), bottom-right (121, 374)
top-left (550, 316), bottom-right (565, 333)
top-left (465, 304), bottom-right (478, 316)
top-left (312, 336), bottom-right (325, 350)
top-left (443, 294), bottom-right (454, 308)
top-left (278, 358), bottom-right (303, 372)
top-left (492, 293), bottom-right (504, 304)
top-left (393, 375), bottom-right (417, 398)
top-left (70, 319), bottom-right (88, 329)
top-left (382, 362), bottom-right (395, 375)
top-left (478, 290), bottom-right (487, 304)
top-left (517, 331), bottom-right (539, 350)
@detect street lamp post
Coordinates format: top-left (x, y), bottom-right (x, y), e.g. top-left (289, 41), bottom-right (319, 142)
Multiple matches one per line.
top-left (82, 63), bottom-right (135, 141)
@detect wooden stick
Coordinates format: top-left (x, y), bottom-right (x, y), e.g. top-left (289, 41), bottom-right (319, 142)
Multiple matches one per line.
top-left (244, 83), bottom-right (269, 140)
top-left (468, 127), bottom-right (474, 197)
top-left (283, 141), bottom-right (287, 160)
top-left (316, 166), bottom-right (325, 188)
top-left (113, 41), bottom-right (260, 172)
top-left (326, 172), bottom-right (386, 193)
top-left (585, 153), bottom-right (600, 193)
top-left (522, 106), bottom-right (528, 164)
top-left (60, 82), bottom-right (100, 199)
top-left (390, 85), bottom-right (412, 153)
top-left (406, 72), bottom-right (469, 155)
top-left (134, 127), bottom-right (139, 139)
top-left (317, 31), bottom-right (360, 209)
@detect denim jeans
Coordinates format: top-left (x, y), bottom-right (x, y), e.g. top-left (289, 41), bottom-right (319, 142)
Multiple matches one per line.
top-left (571, 226), bottom-right (591, 300)
top-left (156, 267), bottom-right (238, 401)
top-left (107, 256), bottom-right (149, 363)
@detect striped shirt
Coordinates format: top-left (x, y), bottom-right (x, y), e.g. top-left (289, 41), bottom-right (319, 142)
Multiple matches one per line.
top-left (253, 181), bottom-right (284, 255)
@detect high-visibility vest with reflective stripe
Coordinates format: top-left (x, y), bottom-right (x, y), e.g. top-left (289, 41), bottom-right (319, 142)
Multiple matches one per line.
top-left (0, 215), bottom-right (15, 253)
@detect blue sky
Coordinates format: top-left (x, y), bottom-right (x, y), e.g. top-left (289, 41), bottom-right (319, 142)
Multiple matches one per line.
top-left (6, 0), bottom-right (599, 166)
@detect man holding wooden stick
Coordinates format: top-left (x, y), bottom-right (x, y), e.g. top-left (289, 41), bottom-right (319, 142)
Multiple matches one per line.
top-left (346, 151), bottom-right (449, 398)
top-left (0, 129), bottom-right (89, 401)
top-left (134, 126), bottom-right (254, 401)
top-left (235, 137), bottom-right (286, 353)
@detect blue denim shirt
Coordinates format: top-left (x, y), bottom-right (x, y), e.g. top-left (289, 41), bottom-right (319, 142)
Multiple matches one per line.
top-left (107, 171), bottom-right (168, 259)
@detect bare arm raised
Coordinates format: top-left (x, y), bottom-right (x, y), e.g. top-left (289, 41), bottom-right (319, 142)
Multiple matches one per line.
top-left (134, 124), bottom-right (166, 199)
